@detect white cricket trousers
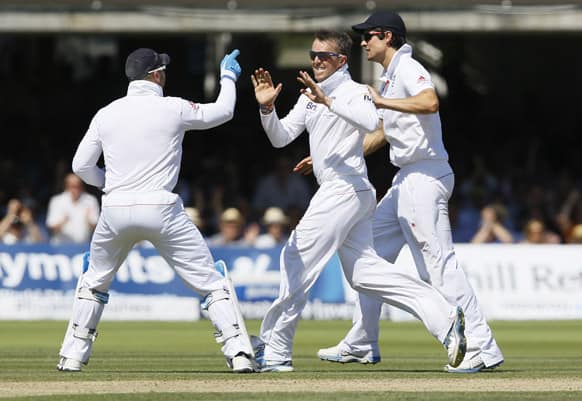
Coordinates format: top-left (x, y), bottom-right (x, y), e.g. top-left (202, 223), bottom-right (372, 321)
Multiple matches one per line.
top-left (259, 178), bottom-right (458, 362)
top-left (343, 160), bottom-right (503, 367)
top-left (59, 191), bottom-right (249, 363)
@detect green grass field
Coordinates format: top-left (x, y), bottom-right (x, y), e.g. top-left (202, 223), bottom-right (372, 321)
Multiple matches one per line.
top-left (1, 319), bottom-right (581, 400)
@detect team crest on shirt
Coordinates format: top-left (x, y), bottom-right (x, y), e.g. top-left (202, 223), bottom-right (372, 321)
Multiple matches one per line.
top-left (417, 75), bottom-right (427, 84)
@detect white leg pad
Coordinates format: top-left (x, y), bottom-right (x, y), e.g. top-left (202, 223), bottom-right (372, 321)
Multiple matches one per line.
top-left (204, 287), bottom-right (252, 359)
top-left (59, 287), bottom-right (108, 364)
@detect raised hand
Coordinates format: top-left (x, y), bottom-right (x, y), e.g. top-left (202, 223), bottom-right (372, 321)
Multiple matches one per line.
top-left (297, 71), bottom-right (331, 107)
top-left (251, 68), bottom-right (282, 106)
top-left (220, 49), bottom-right (242, 82)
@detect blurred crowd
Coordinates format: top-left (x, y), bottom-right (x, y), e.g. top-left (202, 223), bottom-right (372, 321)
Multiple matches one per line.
top-left (2, 152), bottom-right (581, 247)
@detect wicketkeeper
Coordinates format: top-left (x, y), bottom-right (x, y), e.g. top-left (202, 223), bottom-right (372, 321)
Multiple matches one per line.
top-left (57, 47), bottom-right (254, 373)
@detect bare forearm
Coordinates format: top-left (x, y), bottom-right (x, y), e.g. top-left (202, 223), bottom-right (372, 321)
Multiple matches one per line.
top-left (374, 89), bottom-right (439, 114)
top-left (0, 215), bottom-right (15, 236)
top-left (26, 223), bottom-right (43, 243)
top-left (363, 127), bottom-right (387, 156)
top-left (491, 224), bottom-right (514, 243)
top-left (471, 226), bottom-right (492, 244)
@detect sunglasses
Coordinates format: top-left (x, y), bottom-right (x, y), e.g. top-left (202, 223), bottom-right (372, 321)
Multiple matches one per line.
top-left (362, 31), bottom-right (385, 42)
top-left (309, 51), bottom-right (343, 61)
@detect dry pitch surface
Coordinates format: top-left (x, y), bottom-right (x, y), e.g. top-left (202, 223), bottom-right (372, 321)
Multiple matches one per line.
top-left (1, 377), bottom-right (582, 397)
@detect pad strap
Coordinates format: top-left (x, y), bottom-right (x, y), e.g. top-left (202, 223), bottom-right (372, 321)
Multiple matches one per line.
top-left (72, 324), bottom-right (98, 342)
top-left (214, 324), bottom-right (241, 344)
top-left (201, 289), bottom-right (229, 310)
top-left (78, 287), bottom-right (109, 304)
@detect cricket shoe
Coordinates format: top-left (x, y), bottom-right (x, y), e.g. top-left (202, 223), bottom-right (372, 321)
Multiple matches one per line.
top-left (317, 345), bottom-right (381, 364)
top-left (250, 335), bottom-right (294, 372)
top-left (226, 352), bottom-right (255, 374)
top-left (56, 357), bottom-right (82, 372)
top-left (443, 306), bottom-right (467, 368)
top-left (258, 360), bottom-right (294, 373)
top-left (444, 355), bottom-right (504, 374)
top-left (250, 335), bottom-right (265, 367)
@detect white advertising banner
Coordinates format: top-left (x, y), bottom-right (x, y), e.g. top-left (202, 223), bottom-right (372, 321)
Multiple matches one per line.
top-left (384, 244), bottom-right (582, 321)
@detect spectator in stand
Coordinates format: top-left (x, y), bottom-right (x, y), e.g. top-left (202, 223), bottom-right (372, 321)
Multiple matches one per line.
top-left (0, 198), bottom-right (44, 244)
top-left (556, 189), bottom-right (582, 243)
top-left (46, 173), bottom-right (100, 244)
top-left (185, 207), bottom-right (205, 232)
top-left (207, 207), bottom-right (256, 246)
top-left (567, 224), bottom-right (582, 244)
top-left (471, 203), bottom-right (514, 244)
top-left (252, 155), bottom-right (312, 216)
top-left (254, 207), bottom-right (289, 249)
top-left (521, 218), bottom-right (561, 244)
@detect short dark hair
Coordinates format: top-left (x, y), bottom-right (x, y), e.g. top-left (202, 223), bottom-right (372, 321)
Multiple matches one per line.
top-left (314, 30), bottom-right (352, 60)
top-left (371, 27), bottom-right (406, 50)
top-left (389, 33), bottom-right (407, 50)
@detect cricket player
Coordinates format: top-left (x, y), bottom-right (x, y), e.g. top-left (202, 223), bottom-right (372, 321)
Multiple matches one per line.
top-left (306, 11), bottom-right (504, 373)
top-left (251, 30), bottom-right (466, 373)
top-left (57, 47), bottom-right (254, 373)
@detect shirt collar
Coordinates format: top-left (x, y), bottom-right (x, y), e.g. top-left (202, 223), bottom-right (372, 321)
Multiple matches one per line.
top-left (318, 64), bottom-right (351, 95)
top-left (127, 80), bottom-right (164, 97)
top-left (382, 43), bottom-right (413, 80)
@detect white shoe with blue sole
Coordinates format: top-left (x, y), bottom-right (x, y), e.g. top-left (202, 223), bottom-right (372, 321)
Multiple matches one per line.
top-left (317, 345), bottom-right (381, 364)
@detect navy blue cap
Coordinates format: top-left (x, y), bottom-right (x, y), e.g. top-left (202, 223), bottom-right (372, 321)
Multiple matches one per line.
top-left (352, 11), bottom-right (407, 36)
top-left (125, 48), bottom-right (170, 81)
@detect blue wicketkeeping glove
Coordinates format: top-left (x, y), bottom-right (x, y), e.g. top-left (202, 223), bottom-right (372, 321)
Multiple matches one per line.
top-left (220, 49), bottom-right (241, 82)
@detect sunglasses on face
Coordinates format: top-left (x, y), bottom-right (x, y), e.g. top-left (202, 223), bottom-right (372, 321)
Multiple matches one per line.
top-left (362, 31), bottom-right (385, 42)
top-left (309, 50), bottom-right (343, 61)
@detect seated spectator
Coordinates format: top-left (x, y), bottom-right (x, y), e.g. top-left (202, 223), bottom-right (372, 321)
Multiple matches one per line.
top-left (254, 207), bottom-right (289, 249)
top-left (0, 198), bottom-right (44, 244)
top-left (567, 224), bottom-right (582, 244)
top-left (521, 218), bottom-right (561, 244)
top-left (207, 207), bottom-right (254, 247)
top-left (471, 203), bottom-right (514, 244)
top-left (556, 189), bottom-right (582, 243)
top-left (185, 207), bottom-right (205, 232)
top-left (46, 173), bottom-right (99, 244)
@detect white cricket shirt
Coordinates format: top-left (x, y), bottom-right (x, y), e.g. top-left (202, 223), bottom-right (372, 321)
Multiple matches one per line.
top-left (379, 44), bottom-right (449, 168)
top-left (72, 79), bottom-right (236, 204)
top-left (260, 65), bottom-right (378, 188)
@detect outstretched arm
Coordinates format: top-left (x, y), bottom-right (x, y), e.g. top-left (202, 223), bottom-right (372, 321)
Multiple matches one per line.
top-left (183, 49), bottom-right (242, 130)
top-left (369, 85), bottom-right (439, 114)
top-left (297, 71), bottom-right (378, 133)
